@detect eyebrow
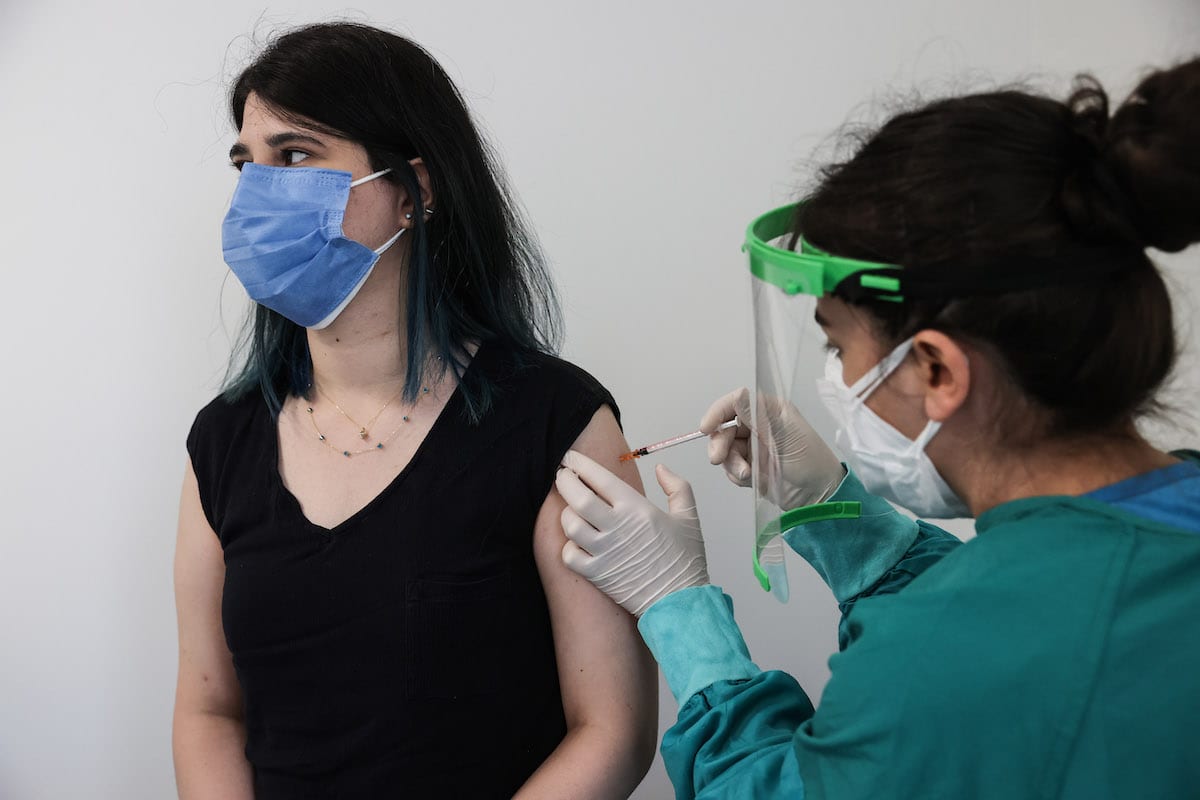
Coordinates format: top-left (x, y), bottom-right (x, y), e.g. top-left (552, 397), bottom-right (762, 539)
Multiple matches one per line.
top-left (814, 309), bottom-right (831, 328)
top-left (228, 131), bottom-right (327, 161)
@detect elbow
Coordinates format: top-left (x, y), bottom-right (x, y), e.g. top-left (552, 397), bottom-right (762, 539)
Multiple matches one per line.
top-left (614, 714), bottom-right (661, 794)
top-left (567, 702), bottom-right (659, 792)
top-left (632, 739), bottom-right (657, 787)
top-left (633, 705), bottom-right (659, 780)
top-left (619, 691), bottom-right (660, 784)
top-left (628, 658), bottom-right (660, 782)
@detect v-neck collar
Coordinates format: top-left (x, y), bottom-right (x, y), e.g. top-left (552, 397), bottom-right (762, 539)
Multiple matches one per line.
top-left (270, 342), bottom-right (489, 535)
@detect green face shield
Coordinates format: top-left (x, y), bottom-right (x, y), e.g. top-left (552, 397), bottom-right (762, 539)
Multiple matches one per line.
top-left (742, 203), bottom-right (896, 601)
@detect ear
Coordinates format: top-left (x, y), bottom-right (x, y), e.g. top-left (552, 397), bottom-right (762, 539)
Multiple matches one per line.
top-left (397, 158), bottom-right (435, 228)
top-left (911, 330), bottom-right (970, 423)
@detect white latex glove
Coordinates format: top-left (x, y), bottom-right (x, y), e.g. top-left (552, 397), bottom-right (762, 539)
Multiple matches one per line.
top-left (556, 450), bottom-right (708, 618)
top-left (700, 387), bottom-right (844, 511)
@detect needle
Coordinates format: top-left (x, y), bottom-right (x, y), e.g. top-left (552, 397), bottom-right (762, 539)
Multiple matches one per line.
top-left (619, 419), bottom-right (739, 462)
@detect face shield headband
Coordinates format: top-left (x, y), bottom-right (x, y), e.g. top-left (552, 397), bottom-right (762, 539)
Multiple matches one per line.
top-left (744, 203), bottom-right (904, 302)
top-left (744, 201), bottom-right (1140, 303)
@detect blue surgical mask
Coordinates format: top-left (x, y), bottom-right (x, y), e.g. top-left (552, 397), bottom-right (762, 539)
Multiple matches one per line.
top-left (221, 163), bottom-right (405, 329)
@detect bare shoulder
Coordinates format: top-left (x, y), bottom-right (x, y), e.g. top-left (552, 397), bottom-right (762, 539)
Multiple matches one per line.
top-left (567, 406), bottom-right (645, 495)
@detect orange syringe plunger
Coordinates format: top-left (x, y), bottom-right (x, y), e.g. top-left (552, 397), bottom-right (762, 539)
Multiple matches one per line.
top-left (618, 419), bottom-right (739, 462)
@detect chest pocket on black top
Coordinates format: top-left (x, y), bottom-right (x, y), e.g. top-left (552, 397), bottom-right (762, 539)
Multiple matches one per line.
top-left (405, 570), bottom-right (513, 700)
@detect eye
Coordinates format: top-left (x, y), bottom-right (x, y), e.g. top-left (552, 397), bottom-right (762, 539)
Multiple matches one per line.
top-left (230, 159), bottom-right (247, 172)
top-left (822, 341), bottom-right (841, 357)
top-left (283, 149), bottom-right (310, 166)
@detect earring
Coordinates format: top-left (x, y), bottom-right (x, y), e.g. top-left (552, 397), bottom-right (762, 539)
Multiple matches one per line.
top-left (404, 212), bottom-right (413, 220)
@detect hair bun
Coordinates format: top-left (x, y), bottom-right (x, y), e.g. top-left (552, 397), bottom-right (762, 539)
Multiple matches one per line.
top-left (1060, 78), bottom-right (1147, 249)
top-left (1104, 57), bottom-right (1200, 253)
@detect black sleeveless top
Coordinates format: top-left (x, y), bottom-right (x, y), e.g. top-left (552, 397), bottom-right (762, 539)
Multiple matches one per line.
top-left (186, 343), bottom-right (617, 798)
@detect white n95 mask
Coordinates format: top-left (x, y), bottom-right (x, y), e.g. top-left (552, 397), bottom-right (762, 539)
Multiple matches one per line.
top-left (815, 338), bottom-right (969, 519)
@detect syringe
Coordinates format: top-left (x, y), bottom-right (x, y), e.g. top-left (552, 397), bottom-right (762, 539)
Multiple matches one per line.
top-left (619, 419), bottom-right (739, 462)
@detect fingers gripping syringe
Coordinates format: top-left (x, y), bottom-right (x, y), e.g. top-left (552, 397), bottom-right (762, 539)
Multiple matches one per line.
top-left (619, 420), bottom-right (739, 462)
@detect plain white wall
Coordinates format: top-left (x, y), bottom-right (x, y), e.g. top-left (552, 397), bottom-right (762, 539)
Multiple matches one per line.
top-left (2, 1), bottom-right (1197, 797)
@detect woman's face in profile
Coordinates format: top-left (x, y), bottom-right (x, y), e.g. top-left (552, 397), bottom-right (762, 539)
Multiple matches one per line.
top-left (230, 92), bottom-right (406, 252)
top-left (815, 295), bottom-right (929, 441)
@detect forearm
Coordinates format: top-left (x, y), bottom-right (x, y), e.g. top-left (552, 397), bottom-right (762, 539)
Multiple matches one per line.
top-left (513, 722), bottom-right (652, 800)
top-left (640, 587), bottom-right (813, 799)
top-left (173, 711), bottom-right (254, 800)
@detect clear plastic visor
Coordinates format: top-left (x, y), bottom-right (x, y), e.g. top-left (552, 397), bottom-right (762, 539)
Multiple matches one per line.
top-left (749, 274), bottom-right (834, 602)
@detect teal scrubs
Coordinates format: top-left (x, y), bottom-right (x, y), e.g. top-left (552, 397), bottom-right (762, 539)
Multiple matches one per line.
top-left (638, 452), bottom-right (1200, 799)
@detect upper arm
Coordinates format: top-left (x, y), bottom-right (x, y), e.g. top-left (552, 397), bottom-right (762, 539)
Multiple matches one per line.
top-left (174, 458), bottom-right (242, 719)
top-left (532, 406), bottom-right (658, 740)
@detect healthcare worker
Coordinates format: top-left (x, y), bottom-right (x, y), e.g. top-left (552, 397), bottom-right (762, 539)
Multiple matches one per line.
top-left (555, 59), bottom-right (1200, 798)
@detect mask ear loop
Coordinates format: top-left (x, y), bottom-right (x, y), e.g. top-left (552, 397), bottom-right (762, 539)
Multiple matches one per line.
top-left (862, 337), bottom-right (945, 458)
top-left (373, 227), bottom-right (406, 256)
top-left (350, 167), bottom-right (393, 187)
top-left (846, 338), bottom-right (915, 406)
top-left (905, 417), bottom-right (944, 458)
top-left (352, 167), bottom-right (422, 255)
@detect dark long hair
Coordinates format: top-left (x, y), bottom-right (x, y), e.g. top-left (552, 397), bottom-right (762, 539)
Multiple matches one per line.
top-left (222, 22), bottom-right (562, 421)
top-left (799, 58), bottom-right (1200, 442)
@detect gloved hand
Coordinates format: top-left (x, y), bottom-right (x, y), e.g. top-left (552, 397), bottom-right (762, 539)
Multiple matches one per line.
top-left (700, 387), bottom-right (844, 511)
top-left (556, 450), bottom-right (708, 618)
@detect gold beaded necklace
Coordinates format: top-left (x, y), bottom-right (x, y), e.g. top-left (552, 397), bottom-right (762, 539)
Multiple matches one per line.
top-left (306, 385), bottom-right (431, 458)
top-left (313, 382), bottom-right (404, 441)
